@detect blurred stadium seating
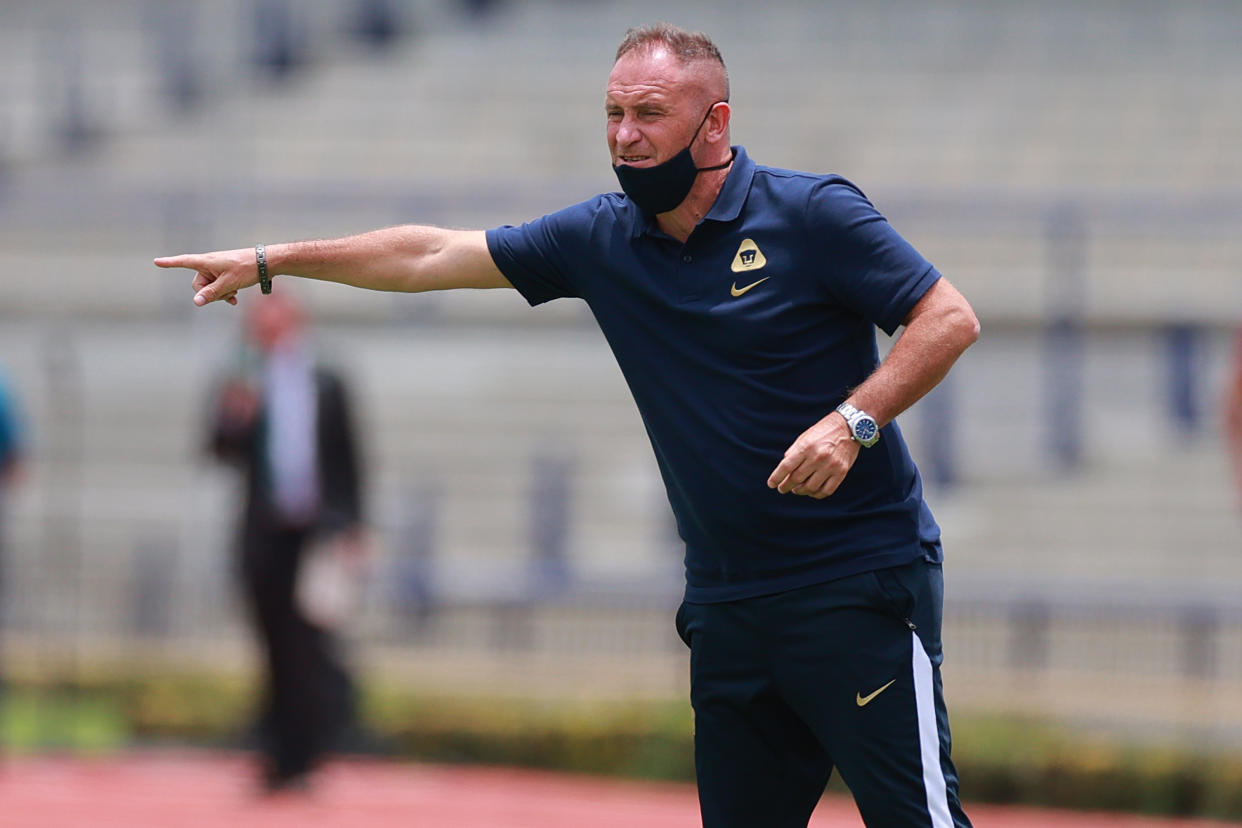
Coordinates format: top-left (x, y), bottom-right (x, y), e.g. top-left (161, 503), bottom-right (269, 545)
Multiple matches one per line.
top-left (1, 0), bottom-right (1241, 749)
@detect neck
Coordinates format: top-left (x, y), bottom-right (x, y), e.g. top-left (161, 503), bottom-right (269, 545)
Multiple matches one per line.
top-left (655, 157), bottom-right (732, 243)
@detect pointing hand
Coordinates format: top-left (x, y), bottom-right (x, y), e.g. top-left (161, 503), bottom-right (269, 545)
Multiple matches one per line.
top-left (154, 248), bottom-right (258, 306)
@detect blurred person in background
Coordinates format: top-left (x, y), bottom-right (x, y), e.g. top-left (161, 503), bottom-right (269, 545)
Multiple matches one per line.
top-left (160, 23), bottom-right (978, 827)
top-left (1226, 326), bottom-right (1242, 513)
top-left (0, 367), bottom-right (24, 505)
top-left (0, 367), bottom-right (23, 516)
top-left (0, 367), bottom-right (25, 699)
top-left (207, 289), bottom-right (367, 793)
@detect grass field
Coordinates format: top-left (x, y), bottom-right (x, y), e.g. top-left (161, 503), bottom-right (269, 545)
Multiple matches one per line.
top-left (0, 692), bottom-right (127, 753)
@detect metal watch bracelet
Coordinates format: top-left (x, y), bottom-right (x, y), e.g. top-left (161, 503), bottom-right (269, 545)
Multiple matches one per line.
top-left (255, 244), bottom-right (271, 294)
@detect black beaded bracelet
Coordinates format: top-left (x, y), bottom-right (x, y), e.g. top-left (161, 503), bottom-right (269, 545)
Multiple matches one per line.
top-left (255, 244), bottom-right (272, 294)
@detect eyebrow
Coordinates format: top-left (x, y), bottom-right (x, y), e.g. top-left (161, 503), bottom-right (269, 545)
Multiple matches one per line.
top-left (605, 88), bottom-right (673, 108)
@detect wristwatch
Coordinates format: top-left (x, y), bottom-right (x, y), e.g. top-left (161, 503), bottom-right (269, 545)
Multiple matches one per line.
top-left (835, 402), bottom-right (880, 447)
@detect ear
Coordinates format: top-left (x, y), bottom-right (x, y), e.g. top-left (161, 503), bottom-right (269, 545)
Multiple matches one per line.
top-left (705, 101), bottom-right (731, 143)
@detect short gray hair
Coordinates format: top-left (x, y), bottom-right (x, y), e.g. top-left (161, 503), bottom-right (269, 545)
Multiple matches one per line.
top-left (615, 23), bottom-right (729, 99)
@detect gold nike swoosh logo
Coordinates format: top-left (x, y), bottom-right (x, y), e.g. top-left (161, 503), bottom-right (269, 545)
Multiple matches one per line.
top-left (730, 276), bottom-right (770, 297)
top-left (856, 679), bottom-right (896, 707)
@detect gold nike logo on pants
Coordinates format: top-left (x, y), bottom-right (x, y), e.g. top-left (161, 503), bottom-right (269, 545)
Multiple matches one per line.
top-left (856, 679), bottom-right (896, 707)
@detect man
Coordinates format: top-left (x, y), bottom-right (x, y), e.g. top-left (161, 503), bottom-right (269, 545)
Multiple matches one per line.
top-left (207, 291), bottom-right (366, 792)
top-left (159, 23), bottom-right (978, 827)
top-left (0, 368), bottom-right (22, 513)
top-left (0, 367), bottom-right (24, 699)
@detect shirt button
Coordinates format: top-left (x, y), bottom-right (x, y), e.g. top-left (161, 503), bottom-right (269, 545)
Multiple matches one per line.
top-left (682, 255), bottom-right (693, 263)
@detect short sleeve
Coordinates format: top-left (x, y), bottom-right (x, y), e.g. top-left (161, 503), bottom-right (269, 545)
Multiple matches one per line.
top-left (808, 179), bottom-right (940, 336)
top-left (486, 197), bottom-right (610, 307)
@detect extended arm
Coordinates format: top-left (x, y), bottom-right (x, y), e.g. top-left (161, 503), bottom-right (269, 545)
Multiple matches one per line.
top-left (155, 226), bottom-right (510, 306)
top-left (768, 277), bottom-right (980, 498)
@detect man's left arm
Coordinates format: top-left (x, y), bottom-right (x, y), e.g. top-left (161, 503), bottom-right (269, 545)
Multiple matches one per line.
top-left (768, 277), bottom-right (979, 498)
top-left (318, 370), bottom-right (365, 534)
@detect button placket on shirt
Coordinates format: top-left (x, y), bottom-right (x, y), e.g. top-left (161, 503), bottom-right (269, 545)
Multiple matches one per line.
top-left (675, 221), bottom-right (736, 302)
top-left (675, 242), bottom-right (705, 301)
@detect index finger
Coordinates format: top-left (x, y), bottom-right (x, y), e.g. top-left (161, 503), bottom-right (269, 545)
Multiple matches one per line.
top-left (767, 452), bottom-right (800, 490)
top-left (153, 255), bottom-right (202, 270)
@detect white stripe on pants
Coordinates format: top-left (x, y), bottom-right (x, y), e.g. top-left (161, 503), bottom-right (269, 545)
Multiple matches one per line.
top-left (912, 629), bottom-right (954, 828)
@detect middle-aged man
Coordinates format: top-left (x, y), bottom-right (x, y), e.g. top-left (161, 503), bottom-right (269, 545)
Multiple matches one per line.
top-left (158, 23), bottom-right (979, 828)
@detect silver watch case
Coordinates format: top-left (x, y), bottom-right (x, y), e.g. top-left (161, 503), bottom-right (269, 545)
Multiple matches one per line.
top-left (835, 402), bottom-right (880, 447)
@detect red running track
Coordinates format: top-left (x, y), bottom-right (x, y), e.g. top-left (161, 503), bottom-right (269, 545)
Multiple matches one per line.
top-left (0, 751), bottom-right (1238, 827)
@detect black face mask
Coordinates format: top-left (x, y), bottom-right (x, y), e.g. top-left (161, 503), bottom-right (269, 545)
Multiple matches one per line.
top-left (612, 102), bottom-right (733, 215)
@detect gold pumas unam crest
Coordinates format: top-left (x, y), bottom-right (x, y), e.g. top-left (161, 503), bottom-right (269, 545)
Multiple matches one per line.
top-left (730, 238), bottom-right (767, 273)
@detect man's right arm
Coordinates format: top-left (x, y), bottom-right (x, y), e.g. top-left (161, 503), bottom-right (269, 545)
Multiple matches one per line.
top-left (155, 226), bottom-right (510, 307)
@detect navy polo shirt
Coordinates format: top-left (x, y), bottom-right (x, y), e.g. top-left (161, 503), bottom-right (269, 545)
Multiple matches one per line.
top-left (486, 146), bottom-right (942, 603)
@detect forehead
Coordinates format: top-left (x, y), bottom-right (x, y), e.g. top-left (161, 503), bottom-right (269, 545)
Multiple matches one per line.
top-left (606, 47), bottom-right (697, 104)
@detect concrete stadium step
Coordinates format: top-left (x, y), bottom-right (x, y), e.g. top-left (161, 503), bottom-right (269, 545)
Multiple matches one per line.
top-left (941, 442), bottom-right (1242, 583)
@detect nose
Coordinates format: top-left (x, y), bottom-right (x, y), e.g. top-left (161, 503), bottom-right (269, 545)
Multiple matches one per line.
top-left (611, 114), bottom-right (640, 150)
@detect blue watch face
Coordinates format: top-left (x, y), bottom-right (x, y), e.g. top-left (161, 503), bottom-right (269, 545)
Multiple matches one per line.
top-left (855, 418), bottom-right (878, 443)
